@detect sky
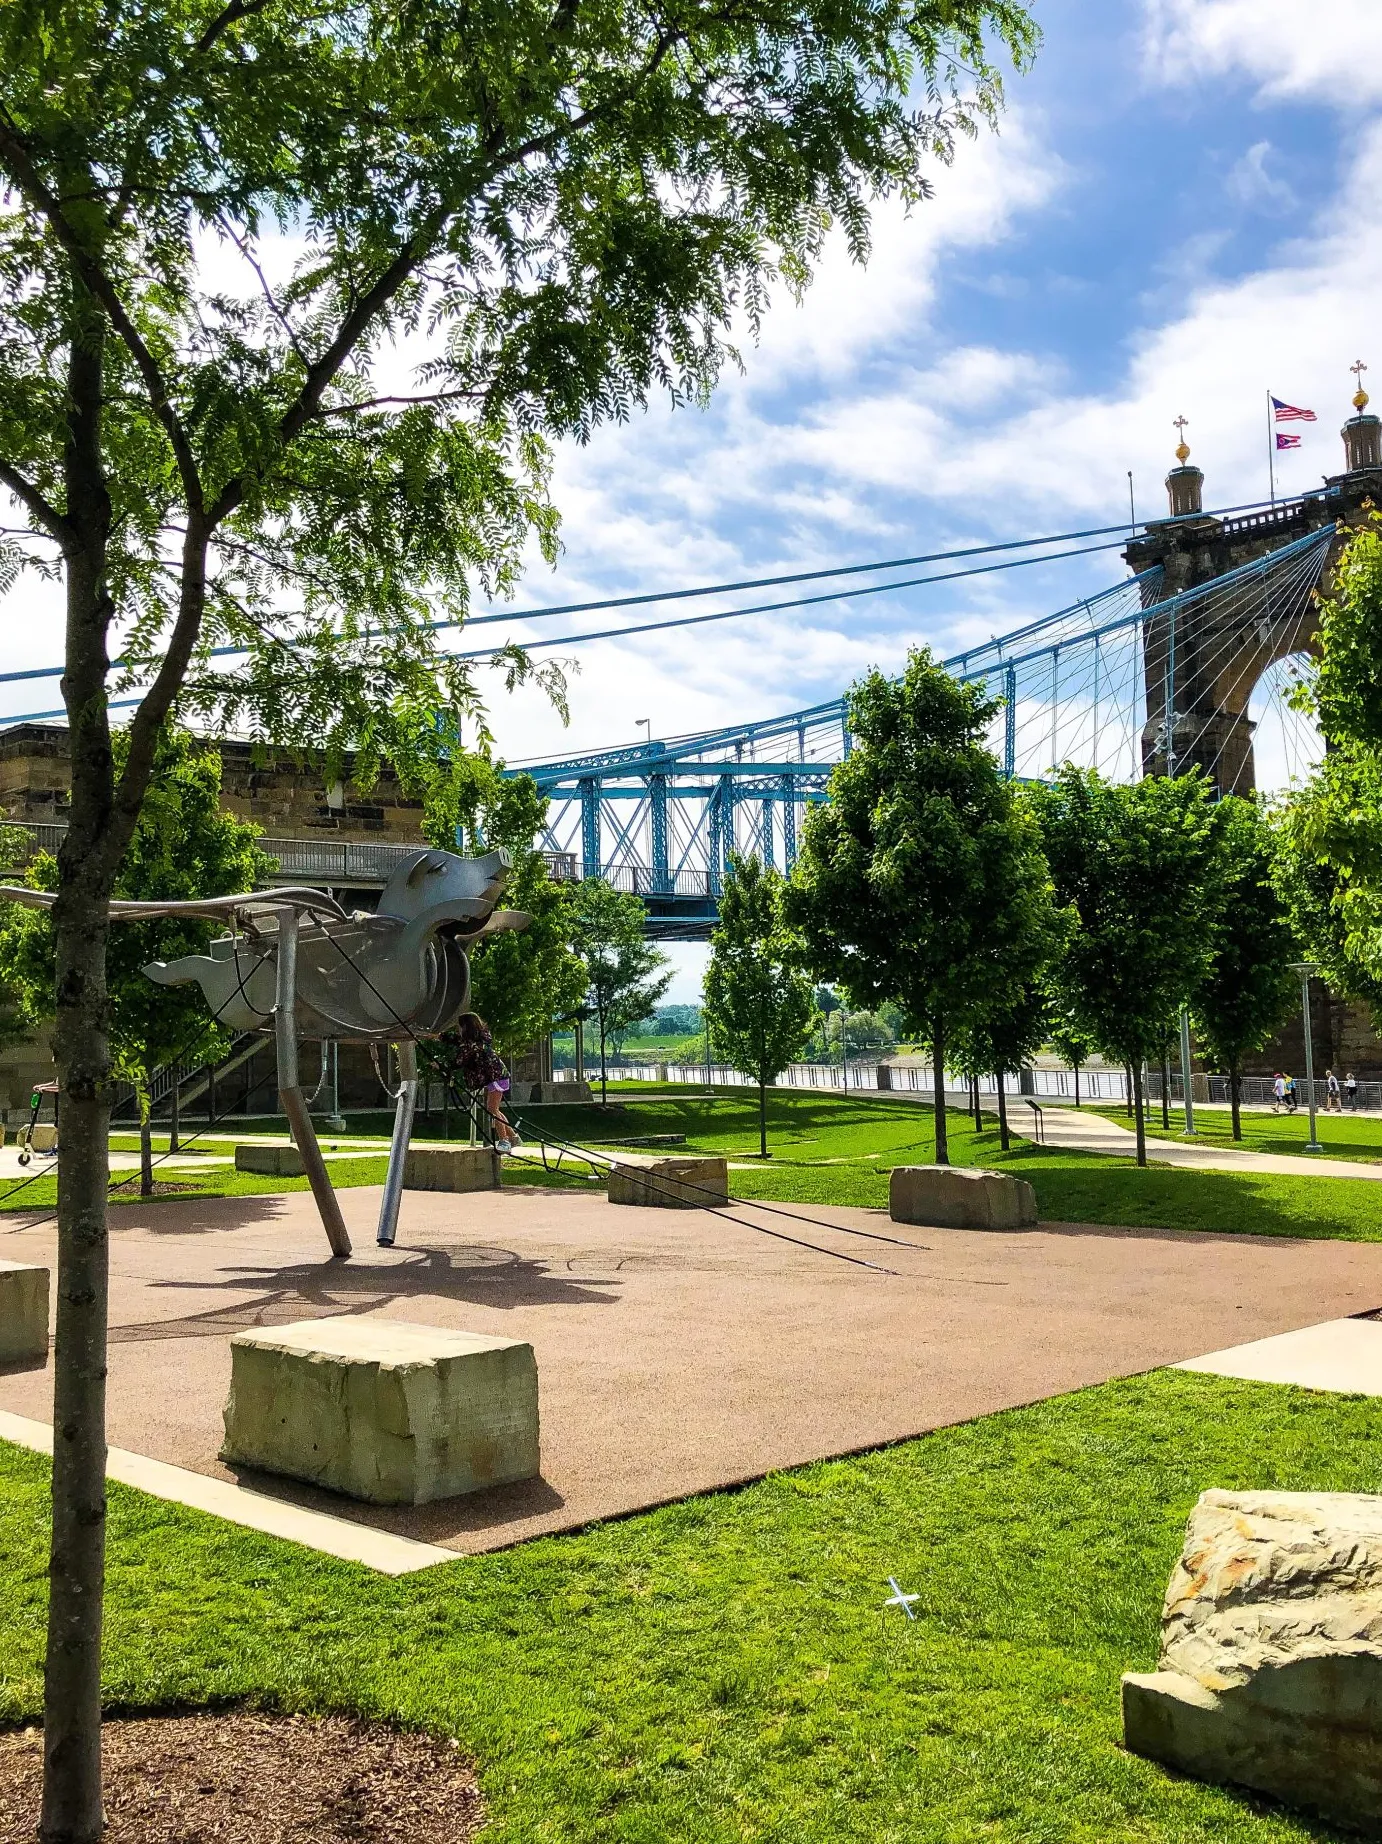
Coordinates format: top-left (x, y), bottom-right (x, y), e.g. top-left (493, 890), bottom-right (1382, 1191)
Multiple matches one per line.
top-left (2, 0), bottom-right (1380, 1000)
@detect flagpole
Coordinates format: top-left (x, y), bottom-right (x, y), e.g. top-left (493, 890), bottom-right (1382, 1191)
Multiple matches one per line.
top-left (1266, 389), bottom-right (1276, 505)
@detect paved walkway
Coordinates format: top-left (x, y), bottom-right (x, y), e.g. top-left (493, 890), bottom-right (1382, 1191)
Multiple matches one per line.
top-left (1038, 1105), bottom-right (1382, 1181)
top-left (1176, 1316), bottom-right (1382, 1396)
top-left (4, 1184), bottom-right (1382, 1560)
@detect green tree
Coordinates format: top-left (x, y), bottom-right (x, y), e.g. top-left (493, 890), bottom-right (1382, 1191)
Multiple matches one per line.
top-left (1030, 767), bottom-right (1218, 1166)
top-left (1046, 1008), bottom-right (1097, 1108)
top-left (1191, 797), bottom-right (1297, 1142)
top-left (704, 853), bottom-right (814, 1156)
top-left (422, 769), bottom-right (586, 1058)
top-left (0, 0), bottom-right (1033, 1827)
top-left (787, 649), bottom-right (1054, 1164)
top-left (0, 730), bottom-right (271, 1193)
top-left (569, 881), bottom-right (671, 1102)
top-left (955, 983), bottom-right (1049, 1152)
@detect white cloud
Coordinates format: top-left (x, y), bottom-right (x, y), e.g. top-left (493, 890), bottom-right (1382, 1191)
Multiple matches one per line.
top-left (1226, 140), bottom-right (1296, 212)
top-left (1143, 0), bottom-right (1382, 106)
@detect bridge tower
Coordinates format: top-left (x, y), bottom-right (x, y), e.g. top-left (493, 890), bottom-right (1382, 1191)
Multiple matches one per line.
top-left (1125, 375), bottom-right (1382, 793)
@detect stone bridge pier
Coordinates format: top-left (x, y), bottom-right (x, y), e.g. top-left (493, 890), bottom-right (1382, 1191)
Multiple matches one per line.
top-left (1125, 390), bottom-right (1382, 795)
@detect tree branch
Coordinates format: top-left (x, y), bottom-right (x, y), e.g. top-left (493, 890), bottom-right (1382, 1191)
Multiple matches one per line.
top-left (194, 0), bottom-right (274, 54)
top-left (306, 388), bottom-right (485, 419)
top-left (0, 109), bottom-right (207, 518)
top-left (0, 459), bottom-right (73, 548)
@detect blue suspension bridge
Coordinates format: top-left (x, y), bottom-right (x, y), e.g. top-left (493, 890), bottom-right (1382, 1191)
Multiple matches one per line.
top-left (513, 496), bottom-right (1340, 937)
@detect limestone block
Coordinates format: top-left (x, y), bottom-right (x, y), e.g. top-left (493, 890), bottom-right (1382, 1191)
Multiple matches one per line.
top-left (0, 1260), bottom-right (48, 1364)
top-left (889, 1165), bottom-right (1037, 1231)
top-left (221, 1317), bottom-right (539, 1505)
top-left (404, 1146), bottom-right (501, 1192)
top-left (608, 1156), bottom-right (729, 1208)
top-left (235, 1142), bottom-right (305, 1177)
top-left (1123, 1488), bottom-right (1382, 1833)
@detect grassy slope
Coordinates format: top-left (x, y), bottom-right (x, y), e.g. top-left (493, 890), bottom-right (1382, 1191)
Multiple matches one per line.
top-left (499, 1092), bottom-right (1382, 1242)
top-left (1092, 1105), bottom-right (1382, 1164)
top-left (0, 1371), bottom-right (1367, 1842)
top-left (9, 1091), bottom-right (1382, 1239)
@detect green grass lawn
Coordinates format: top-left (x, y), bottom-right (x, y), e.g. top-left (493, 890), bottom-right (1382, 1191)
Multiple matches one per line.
top-left (0, 1370), bottom-right (1367, 1841)
top-left (7, 1090), bottom-right (1382, 1241)
top-left (496, 1090), bottom-right (1382, 1243)
top-left (1093, 1104), bottom-right (1382, 1164)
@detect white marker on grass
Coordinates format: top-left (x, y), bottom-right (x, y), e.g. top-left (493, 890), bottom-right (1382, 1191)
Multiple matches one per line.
top-left (884, 1577), bottom-right (920, 1620)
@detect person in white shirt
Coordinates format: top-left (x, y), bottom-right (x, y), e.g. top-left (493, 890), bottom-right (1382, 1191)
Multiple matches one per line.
top-left (1272, 1072), bottom-right (1286, 1113)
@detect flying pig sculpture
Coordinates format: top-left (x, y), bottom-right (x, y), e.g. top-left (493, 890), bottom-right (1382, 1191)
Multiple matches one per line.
top-left (141, 846), bottom-right (529, 1256)
top-left (144, 847), bottom-right (527, 1041)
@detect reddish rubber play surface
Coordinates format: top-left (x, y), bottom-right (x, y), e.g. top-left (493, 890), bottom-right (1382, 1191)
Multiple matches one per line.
top-left (3, 1184), bottom-right (1381, 1553)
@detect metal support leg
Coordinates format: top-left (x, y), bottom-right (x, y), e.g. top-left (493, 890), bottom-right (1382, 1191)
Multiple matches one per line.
top-left (377, 1039), bottom-right (419, 1247)
top-left (276, 909), bottom-right (351, 1259)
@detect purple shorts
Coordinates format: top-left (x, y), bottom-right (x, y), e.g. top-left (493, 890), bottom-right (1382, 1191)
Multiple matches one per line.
top-left (488, 1078), bottom-right (510, 1095)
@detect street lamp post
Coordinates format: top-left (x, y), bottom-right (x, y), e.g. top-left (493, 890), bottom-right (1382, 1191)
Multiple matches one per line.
top-left (1290, 962), bottom-right (1324, 1152)
top-left (1178, 1006), bottom-right (1196, 1136)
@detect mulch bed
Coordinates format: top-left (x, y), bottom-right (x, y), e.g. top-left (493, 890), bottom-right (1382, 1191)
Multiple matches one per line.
top-left (0, 1712), bottom-right (483, 1842)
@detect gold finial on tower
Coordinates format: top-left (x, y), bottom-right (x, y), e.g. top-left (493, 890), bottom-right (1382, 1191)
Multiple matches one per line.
top-left (1352, 359), bottom-right (1369, 413)
top-left (1173, 415), bottom-right (1190, 464)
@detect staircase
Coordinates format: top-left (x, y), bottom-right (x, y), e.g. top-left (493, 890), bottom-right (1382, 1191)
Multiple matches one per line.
top-left (110, 1031), bottom-right (265, 1123)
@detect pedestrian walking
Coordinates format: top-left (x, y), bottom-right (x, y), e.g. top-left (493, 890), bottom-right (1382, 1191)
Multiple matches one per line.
top-left (1272, 1071), bottom-right (1286, 1113)
top-left (1326, 1069), bottom-right (1342, 1113)
top-left (1283, 1073), bottom-right (1298, 1114)
top-left (1346, 1070), bottom-right (1359, 1110)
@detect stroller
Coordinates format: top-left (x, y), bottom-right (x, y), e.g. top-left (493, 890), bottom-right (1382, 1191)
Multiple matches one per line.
top-left (16, 1081), bottom-right (59, 1166)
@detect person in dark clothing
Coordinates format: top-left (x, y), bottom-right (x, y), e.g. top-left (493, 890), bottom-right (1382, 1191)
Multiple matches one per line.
top-left (453, 1012), bottom-right (520, 1150)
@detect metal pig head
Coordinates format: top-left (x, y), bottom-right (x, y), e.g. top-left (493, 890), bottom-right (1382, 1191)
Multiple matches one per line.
top-left (143, 846), bottom-right (529, 1041)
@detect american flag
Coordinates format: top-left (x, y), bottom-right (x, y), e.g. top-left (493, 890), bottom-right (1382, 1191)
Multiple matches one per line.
top-left (1276, 432), bottom-right (1301, 450)
top-left (1273, 396), bottom-right (1316, 423)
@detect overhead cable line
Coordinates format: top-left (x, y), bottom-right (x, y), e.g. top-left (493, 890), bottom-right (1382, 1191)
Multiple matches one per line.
top-left (453, 537), bottom-right (1135, 661)
top-left (0, 489), bottom-right (1307, 694)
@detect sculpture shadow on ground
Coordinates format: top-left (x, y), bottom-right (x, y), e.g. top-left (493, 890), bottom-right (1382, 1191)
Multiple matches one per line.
top-left (110, 1245), bottom-right (622, 1348)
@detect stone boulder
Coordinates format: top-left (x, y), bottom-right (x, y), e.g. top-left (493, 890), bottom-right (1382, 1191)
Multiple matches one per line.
top-left (221, 1317), bottom-right (540, 1505)
top-left (0, 1260), bottom-right (49, 1364)
top-left (404, 1146), bottom-right (501, 1192)
top-left (235, 1142), bottom-right (305, 1177)
top-left (608, 1156), bottom-right (729, 1208)
top-left (889, 1165), bottom-right (1036, 1231)
top-left (1123, 1488), bottom-right (1382, 1834)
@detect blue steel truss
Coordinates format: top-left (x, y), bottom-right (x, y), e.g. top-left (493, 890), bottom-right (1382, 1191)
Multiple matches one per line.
top-left (509, 524), bottom-right (1334, 936)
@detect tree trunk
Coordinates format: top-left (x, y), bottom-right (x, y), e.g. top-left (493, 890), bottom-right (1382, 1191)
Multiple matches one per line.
top-left (1230, 1059), bottom-right (1242, 1141)
top-left (1160, 1051), bottom-right (1170, 1130)
top-left (932, 1012), bottom-right (949, 1166)
top-left (169, 1071), bottom-right (179, 1153)
top-left (758, 1078), bottom-right (767, 1158)
top-left (139, 1108), bottom-right (153, 1197)
top-left (599, 1016), bottom-right (608, 1105)
top-left (1132, 1060), bottom-right (1147, 1167)
top-left (1124, 1064), bottom-right (1133, 1116)
top-left (1073, 1060), bottom-right (1081, 1109)
top-left (971, 1074), bottom-right (981, 1131)
top-left (997, 1069), bottom-right (1010, 1152)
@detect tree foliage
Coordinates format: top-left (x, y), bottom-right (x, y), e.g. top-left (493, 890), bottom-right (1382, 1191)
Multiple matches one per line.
top-left (1029, 766), bottom-right (1217, 1166)
top-left (1191, 797), bottom-right (1296, 1141)
top-left (0, 0), bottom-right (1035, 1829)
top-left (569, 880), bottom-right (671, 1102)
top-left (421, 768), bottom-right (585, 1057)
top-left (787, 648), bottom-right (1055, 1163)
top-left (704, 853), bottom-right (813, 1155)
top-left (0, 728), bottom-right (270, 1188)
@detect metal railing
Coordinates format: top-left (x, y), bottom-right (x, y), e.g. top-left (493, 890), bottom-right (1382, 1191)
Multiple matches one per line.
top-left (4, 821), bottom-right (578, 888)
top-left (1024, 1098), bottom-right (1045, 1143)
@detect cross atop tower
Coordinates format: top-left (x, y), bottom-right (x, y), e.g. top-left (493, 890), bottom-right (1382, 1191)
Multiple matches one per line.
top-left (1352, 359), bottom-right (1370, 412)
top-left (1173, 415), bottom-right (1190, 463)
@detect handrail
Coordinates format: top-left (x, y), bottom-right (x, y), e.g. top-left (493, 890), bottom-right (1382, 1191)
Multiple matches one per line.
top-left (1024, 1097), bottom-right (1045, 1144)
